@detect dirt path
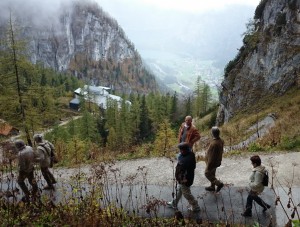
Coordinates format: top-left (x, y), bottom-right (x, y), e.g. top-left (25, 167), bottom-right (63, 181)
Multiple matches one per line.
top-left (53, 151), bottom-right (300, 187)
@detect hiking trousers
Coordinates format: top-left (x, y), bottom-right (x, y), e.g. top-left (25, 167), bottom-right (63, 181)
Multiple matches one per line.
top-left (41, 167), bottom-right (56, 186)
top-left (17, 170), bottom-right (38, 197)
top-left (205, 167), bottom-right (223, 187)
top-left (246, 190), bottom-right (269, 210)
top-left (171, 184), bottom-right (199, 210)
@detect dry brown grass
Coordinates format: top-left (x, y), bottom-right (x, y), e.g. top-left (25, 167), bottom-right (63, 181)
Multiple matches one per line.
top-left (200, 87), bottom-right (300, 150)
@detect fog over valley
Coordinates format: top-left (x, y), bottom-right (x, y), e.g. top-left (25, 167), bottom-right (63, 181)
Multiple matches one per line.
top-left (0, 0), bottom-right (260, 94)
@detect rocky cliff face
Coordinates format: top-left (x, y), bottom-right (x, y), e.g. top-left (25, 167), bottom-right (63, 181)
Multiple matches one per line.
top-left (1, 1), bottom-right (158, 94)
top-left (217, 0), bottom-right (300, 124)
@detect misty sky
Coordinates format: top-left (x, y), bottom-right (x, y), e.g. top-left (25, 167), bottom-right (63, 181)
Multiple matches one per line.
top-left (98, 0), bottom-right (261, 13)
top-left (1, 0), bottom-right (262, 74)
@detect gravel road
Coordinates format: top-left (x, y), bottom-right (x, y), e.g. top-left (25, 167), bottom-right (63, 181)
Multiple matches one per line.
top-left (52, 151), bottom-right (300, 188)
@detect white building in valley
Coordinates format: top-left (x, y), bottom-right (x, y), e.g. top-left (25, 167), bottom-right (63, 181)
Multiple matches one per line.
top-left (69, 85), bottom-right (131, 110)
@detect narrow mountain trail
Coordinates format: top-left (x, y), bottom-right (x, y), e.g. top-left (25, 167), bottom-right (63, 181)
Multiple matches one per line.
top-left (52, 151), bottom-right (300, 188)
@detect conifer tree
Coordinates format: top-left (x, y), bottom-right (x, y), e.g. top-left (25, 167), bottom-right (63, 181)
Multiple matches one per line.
top-left (170, 91), bottom-right (179, 124)
top-left (185, 95), bottom-right (193, 117)
top-left (79, 110), bottom-right (99, 142)
top-left (107, 127), bottom-right (118, 151)
top-left (0, 12), bottom-right (32, 145)
top-left (201, 83), bottom-right (212, 115)
top-left (193, 76), bottom-right (203, 117)
top-left (128, 94), bottom-right (141, 143)
top-left (138, 95), bottom-right (152, 141)
top-left (153, 118), bottom-right (177, 156)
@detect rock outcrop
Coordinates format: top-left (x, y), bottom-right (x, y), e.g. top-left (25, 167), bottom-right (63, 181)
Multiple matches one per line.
top-left (217, 0), bottom-right (300, 124)
top-left (0, 1), bottom-right (158, 94)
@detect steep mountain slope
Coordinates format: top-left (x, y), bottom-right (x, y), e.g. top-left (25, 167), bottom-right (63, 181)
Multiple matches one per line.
top-left (217, 0), bottom-right (300, 124)
top-left (0, 0), bottom-right (158, 94)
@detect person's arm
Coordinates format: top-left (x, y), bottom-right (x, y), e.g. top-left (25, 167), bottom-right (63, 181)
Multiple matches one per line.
top-left (189, 127), bottom-right (200, 147)
top-left (206, 143), bottom-right (214, 169)
top-left (178, 124), bottom-right (183, 143)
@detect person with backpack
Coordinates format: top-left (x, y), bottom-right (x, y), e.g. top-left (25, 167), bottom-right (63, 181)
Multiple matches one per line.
top-left (33, 134), bottom-right (57, 190)
top-left (241, 155), bottom-right (271, 217)
top-left (167, 142), bottom-right (200, 212)
top-left (204, 126), bottom-right (224, 192)
top-left (14, 139), bottom-right (39, 202)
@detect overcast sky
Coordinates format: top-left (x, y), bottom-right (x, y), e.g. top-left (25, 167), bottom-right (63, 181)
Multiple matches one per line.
top-left (1, 0), bottom-right (262, 63)
top-left (1, 0), bottom-right (262, 19)
top-left (98, 0), bottom-right (261, 13)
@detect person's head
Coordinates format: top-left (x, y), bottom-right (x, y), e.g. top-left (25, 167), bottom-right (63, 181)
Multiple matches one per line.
top-left (14, 139), bottom-right (26, 150)
top-left (211, 126), bottom-right (220, 138)
top-left (178, 142), bottom-right (190, 154)
top-left (250, 155), bottom-right (261, 167)
top-left (185, 116), bottom-right (193, 127)
top-left (33, 134), bottom-right (43, 143)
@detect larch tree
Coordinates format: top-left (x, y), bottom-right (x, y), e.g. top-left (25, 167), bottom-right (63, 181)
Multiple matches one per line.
top-left (0, 12), bottom-right (33, 145)
top-left (153, 118), bottom-right (177, 156)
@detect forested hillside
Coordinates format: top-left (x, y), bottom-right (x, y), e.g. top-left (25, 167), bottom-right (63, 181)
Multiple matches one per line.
top-left (0, 1), bottom-right (217, 162)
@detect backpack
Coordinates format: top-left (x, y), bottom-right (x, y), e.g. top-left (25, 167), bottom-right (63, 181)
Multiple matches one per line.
top-left (175, 163), bottom-right (187, 185)
top-left (262, 170), bottom-right (269, 187)
top-left (40, 141), bottom-right (58, 167)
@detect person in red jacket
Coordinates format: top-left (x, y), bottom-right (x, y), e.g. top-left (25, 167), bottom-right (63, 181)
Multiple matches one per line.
top-left (178, 116), bottom-right (201, 151)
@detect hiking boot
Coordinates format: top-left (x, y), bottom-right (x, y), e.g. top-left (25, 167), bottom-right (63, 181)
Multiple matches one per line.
top-left (205, 186), bottom-right (215, 192)
top-left (43, 185), bottom-right (55, 190)
top-left (263, 204), bottom-right (271, 212)
top-left (216, 183), bottom-right (224, 192)
top-left (167, 201), bottom-right (177, 209)
top-left (241, 210), bottom-right (252, 217)
top-left (188, 206), bottom-right (200, 212)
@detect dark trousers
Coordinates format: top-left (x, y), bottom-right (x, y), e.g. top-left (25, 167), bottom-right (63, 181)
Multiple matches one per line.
top-left (205, 167), bottom-right (222, 186)
top-left (41, 167), bottom-right (56, 186)
top-left (17, 170), bottom-right (38, 197)
top-left (246, 190), bottom-right (269, 210)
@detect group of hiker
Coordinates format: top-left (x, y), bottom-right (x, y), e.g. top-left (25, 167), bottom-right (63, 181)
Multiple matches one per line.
top-left (167, 115), bottom-right (270, 217)
top-left (12, 115), bottom-right (270, 217)
top-left (13, 134), bottom-right (57, 202)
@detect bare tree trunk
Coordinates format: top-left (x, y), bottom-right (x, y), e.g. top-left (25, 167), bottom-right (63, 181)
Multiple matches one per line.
top-left (9, 11), bottom-right (32, 146)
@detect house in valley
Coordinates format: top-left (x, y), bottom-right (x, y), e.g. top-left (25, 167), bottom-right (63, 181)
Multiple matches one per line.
top-left (69, 85), bottom-right (131, 110)
top-left (0, 120), bottom-right (19, 138)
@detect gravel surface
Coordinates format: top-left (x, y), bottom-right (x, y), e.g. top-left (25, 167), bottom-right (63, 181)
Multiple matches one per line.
top-left (52, 151), bottom-right (300, 187)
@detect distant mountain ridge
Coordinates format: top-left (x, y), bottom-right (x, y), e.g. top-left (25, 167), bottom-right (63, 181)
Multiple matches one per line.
top-left (0, 0), bottom-right (159, 94)
top-left (217, 0), bottom-right (300, 124)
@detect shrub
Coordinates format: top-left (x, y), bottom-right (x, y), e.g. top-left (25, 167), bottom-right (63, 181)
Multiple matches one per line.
top-left (248, 142), bottom-right (264, 152)
top-left (279, 136), bottom-right (300, 150)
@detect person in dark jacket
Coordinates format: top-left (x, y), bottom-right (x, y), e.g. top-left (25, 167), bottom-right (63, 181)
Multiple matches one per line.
top-left (178, 116), bottom-right (201, 151)
top-left (242, 155), bottom-right (271, 217)
top-left (167, 142), bottom-right (200, 212)
top-left (14, 139), bottom-right (39, 201)
top-left (204, 126), bottom-right (224, 192)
